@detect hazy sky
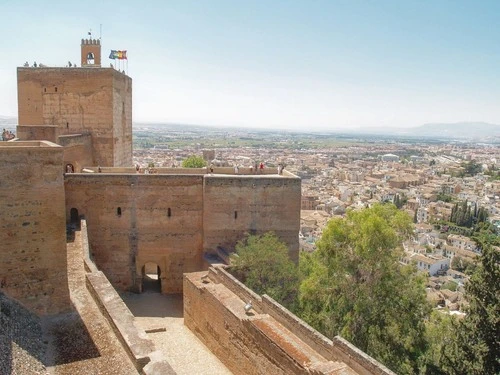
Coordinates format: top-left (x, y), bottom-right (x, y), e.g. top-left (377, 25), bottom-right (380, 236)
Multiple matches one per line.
top-left (1, 0), bottom-right (499, 130)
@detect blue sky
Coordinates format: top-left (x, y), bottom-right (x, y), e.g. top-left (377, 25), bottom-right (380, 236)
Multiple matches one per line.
top-left (1, 0), bottom-right (499, 130)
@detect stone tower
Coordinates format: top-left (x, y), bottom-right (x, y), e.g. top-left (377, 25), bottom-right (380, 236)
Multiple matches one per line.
top-left (81, 38), bottom-right (101, 67)
top-left (17, 38), bottom-right (133, 167)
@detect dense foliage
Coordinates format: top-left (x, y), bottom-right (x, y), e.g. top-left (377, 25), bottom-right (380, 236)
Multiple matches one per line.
top-left (299, 204), bottom-right (429, 374)
top-left (450, 200), bottom-right (488, 228)
top-left (230, 232), bottom-right (299, 310)
top-left (182, 155), bottom-right (207, 168)
top-left (444, 245), bottom-right (500, 375)
top-left (230, 205), bottom-right (499, 374)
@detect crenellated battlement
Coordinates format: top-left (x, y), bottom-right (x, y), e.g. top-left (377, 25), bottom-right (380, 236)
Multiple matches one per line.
top-left (81, 38), bottom-right (100, 45)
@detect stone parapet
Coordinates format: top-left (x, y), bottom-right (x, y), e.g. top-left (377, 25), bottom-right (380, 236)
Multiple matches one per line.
top-left (184, 267), bottom-right (395, 375)
top-left (81, 219), bottom-right (175, 374)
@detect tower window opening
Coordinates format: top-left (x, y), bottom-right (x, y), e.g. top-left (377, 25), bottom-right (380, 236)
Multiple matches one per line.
top-left (168, 208), bottom-right (171, 217)
top-left (234, 211), bottom-right (238, 219)
top-left (55, 87), bottom-right (58, 92)
top-left (86, 52), bottom-right (95, 65)
top-left (44, 88), bottom-right (46, 93)
top-left (117, 207), bottom-right (122, 216)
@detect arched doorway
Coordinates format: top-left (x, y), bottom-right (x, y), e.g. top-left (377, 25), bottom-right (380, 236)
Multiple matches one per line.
top-left (141, 262), bottom-right (161, 293)
top-left (70, 208), bottom-right (79, 223)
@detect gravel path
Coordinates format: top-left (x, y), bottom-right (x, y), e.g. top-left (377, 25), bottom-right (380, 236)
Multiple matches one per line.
top-left (0, 293), bottom-right (48, 375)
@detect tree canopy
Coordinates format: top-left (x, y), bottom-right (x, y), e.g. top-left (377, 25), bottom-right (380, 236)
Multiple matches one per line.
top-left (230, 232), bottom-right (299, 310)
top-left (445, 244), bottom-right (500, 375)
top-left (299, 204), bottom-right (430, 374)
top-left (182, 155), bottom-right (207, 168)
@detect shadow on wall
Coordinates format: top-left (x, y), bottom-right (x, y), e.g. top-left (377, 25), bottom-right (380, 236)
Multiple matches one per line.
top-left (0, 292), bottom-right (100, 372)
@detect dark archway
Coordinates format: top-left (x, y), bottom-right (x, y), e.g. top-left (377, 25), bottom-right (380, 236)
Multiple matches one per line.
top-left (141, 262), bottom-right (161, 293)
top-left (70, 208), bottom-right (79, 223)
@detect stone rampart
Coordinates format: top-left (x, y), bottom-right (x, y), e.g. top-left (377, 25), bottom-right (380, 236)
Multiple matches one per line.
top-left (81, 219), bottom-right (175, 374)
top-left (184, 270), bottom-right (354, 375)
top-left (16, 125), bottom-right (59, 143)
top-left (185, 267), bottom-right (395, 375)
top-left (203, 174), bottom-right (301, 261)
top-left (65, 171), bottom-right (300, 294)
top-left (0, 141), bottom-right (70, 315)
top-left (65, 174), bottom-right (205, 293)
top-left (59, 133), bottom-right (94, 172)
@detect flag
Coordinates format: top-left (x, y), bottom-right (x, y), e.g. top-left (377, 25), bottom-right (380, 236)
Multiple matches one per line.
top-left (109, 50), bottom-right (127, 60)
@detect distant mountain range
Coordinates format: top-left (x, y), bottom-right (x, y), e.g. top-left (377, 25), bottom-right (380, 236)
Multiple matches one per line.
top-left (394, 122), bottom-right (500, 139)
top-left (0, 115), bottom-right (17, 129)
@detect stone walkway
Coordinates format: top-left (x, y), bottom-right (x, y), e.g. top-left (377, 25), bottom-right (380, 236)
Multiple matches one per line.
top-left (121, 292), bottom-right (232, 375)
top-left (42, 229), bottom-right (138, 375)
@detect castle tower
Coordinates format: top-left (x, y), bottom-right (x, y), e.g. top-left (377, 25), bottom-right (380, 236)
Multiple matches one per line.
top-left (17, 37), bottom-right (133, 167)
top-left (81, 38), bottom-right (101, 67)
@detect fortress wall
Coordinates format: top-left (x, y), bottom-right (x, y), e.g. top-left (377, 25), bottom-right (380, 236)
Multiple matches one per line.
top-left (0, 141), bottom-right (70, 315)
top-left (59, 134), bottom-right (94, 172)
top-left (184, 272), bottom-right (287, 375)
top-left (17, 68), bottom-right (126, 167)
top-left (185, 271), bottom-right (359, 375)
top-left (186, 267), bottom-right (395, 375)
top-left (203, 175), bottom-right (301, 261)
top-left (17, 125), bottom-right (59, 143)
top-left (64, 174), bottom-right (204, 293)
top-left (112, 71), bottom-right (133, 167)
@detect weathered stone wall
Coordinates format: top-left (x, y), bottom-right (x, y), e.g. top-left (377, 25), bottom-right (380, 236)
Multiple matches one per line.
top-left (184, 268), bottom-right (395, 375)
top-left (112, 70), bottom-right (133, 167)
top-left (203, 175), bottom-right (301, 261)
top-left (0, 141), bottom-right (70, 315)
top-left (17, 67), bottom-right (132, 167)
top-left (184, 270), bottom-right (354, 375)
top-left (64, 172), bottom-right (301, 293)
top-left (59, 134), bottom-right (94, 172)
top-left (64, 174), bottom-right (204, 293)
top-left (17, 125), bottom-right (58, 143)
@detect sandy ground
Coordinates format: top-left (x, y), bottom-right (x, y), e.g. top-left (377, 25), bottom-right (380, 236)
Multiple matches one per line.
top-left (121, 291), bottom-right (232, 375)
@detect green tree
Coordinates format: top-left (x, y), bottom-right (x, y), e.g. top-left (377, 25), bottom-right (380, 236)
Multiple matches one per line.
top-left (182, 155), bottom-right (207, 168)
top-left (445, 245), bottom-right (500, 375)
top-left (462, 160), bottom-right (482, 177)
top-left (299, 204), bottom-right (430, 374)
top-left (230, 232), bottom-right (299, 310)
top-left (418, 311), bottom-right (457, 374)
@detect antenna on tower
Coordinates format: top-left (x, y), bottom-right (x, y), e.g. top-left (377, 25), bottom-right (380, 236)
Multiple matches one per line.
top-left (100, 24), bottom-right (102, 40)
